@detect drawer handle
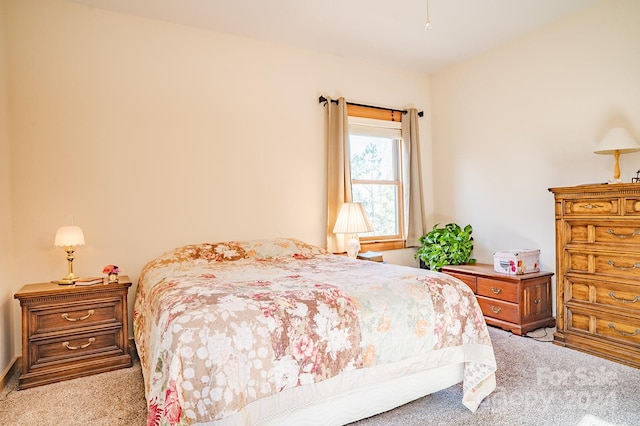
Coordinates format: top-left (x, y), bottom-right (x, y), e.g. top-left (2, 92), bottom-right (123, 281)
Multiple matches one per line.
top-left (491, 287), bottom-right (502, 294)
top-left (61, 309), bottom-right (95, 322)
top-left (62, 337), bottom-right (96, 350)
top-left (582, 203), bottom-right (603, 209)
top-left (491, 306), bottom-right (502, 314)
top-left (608, 323), bottom-right (640, 337)
top-left (534, 298), bottom-right (541, 304)
top-left (608, 292), bottom-right (640, 304)
top-left (606, 229), bottom-right (640, 239)
top-left (607, 260), bottom-right (640, 271)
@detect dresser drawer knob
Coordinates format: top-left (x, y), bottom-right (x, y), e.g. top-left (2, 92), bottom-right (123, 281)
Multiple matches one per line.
top-left (62, 337), bottom-right (96, 350)
top-left (608, 292), bottom-right (640, 304)
top-left (534, 298), bottom-right (541, 304)
top-left (608, 323), bottom-right (640, 337)
top-left (491, 306), bottom-right (502, 314)
top-left (61, 309), bottom-right (95, 322)
top-left (491, 287), bottom-right (502, 294)
top-left (607, 260), bottom-right (640, 271)
top-left (607, 229), bottom-right (640, 239)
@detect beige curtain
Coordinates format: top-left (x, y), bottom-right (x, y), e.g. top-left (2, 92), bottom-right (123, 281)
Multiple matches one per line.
top-left (326, 97), bottom-right (351, 253)
top-left (402, 108), bottom-right (426, 247)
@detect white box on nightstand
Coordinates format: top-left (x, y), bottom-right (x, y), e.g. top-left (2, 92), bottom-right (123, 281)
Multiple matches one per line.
top-left (493, 249), bottom-right (540, 275)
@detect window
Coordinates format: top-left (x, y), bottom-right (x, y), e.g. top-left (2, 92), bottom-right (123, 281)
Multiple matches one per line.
top-left (348, 114), bottom-right (404, 246)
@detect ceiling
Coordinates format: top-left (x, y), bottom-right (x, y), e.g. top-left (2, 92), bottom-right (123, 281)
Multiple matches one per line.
top-left (68, 0), bottom-right (598, 74)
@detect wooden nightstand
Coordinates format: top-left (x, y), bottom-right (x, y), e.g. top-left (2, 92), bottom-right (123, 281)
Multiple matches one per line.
top-left (14, 276), bottom-right (133, 389)
top-left (441, 264), bottom-right (555, 335)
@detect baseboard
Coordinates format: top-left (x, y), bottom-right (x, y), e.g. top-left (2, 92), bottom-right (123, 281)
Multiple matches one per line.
top-left (0, 356), bottom-right (20, 393)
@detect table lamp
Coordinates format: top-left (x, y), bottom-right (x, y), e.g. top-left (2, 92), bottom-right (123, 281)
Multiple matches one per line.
top-left (594, 128), bottom-right (640, 183)
top-left (333, 202), bottom-right (374, 258)
top-left (54, 225), bottom-right (85, 284)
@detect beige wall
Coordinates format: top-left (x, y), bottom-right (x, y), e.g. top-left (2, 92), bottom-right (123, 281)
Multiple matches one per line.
top-left (3, 0), bottom-right (432, 367)
top-left (431, 0), bottom-right (640, 289)
top-left (0, 0), bottom-right (17, 378)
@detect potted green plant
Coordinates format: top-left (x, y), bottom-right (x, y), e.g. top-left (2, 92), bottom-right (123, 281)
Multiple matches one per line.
top-left (415, 223), bottom-right (476, 271)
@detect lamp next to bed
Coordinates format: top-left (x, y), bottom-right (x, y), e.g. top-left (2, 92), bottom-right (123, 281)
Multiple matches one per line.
top-left (53, 225), bottom-right (85, 284)
top-left (333, 202), bottom-right (374, 258)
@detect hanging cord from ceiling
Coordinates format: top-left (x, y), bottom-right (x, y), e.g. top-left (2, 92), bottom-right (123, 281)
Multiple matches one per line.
top-left (425, 0), bottom-right (432, 30)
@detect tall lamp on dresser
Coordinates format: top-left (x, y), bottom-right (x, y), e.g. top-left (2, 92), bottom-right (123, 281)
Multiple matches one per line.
top-left (549, 183), bottom-right (640, 369)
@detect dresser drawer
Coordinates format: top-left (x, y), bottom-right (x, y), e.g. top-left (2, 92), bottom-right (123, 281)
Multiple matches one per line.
top-left (623, 198), bottom-right (640, 215)
top-left (566, 277), bottom-right (640, 312)
top-left (477, 278), bottom-right (517, 303)
top-left (563, 198), bottom-right (619, 216)
top-left (476, 296), bottom-right (519, 323)
top-left (447, 272), bottom-right (476, 293)
top-left (568, 222), bottom-right (640, 246)
top-left (567, 307), bottom-right (640, 346)
top-left (30, 326), bottom-right (125, 368)
top-left (28, 298), bottom-right (123, 336)
top-left (567, 251), bottom-right (640, 279)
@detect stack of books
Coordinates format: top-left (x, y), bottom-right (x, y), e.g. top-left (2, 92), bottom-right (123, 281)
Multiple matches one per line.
top-left (74, 277), bottom-right (105, 286)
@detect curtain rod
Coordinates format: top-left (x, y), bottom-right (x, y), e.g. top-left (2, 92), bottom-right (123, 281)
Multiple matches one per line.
top-left (318, 96), bottom-right (424, 118)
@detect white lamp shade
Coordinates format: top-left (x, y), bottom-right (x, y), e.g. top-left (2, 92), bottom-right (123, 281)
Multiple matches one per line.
top-left (54, 226), bottom-right (85, 247)
top-left (333, 203), bottom-right (374, 234)
top-left (594, 128), bottom-right (640, 154)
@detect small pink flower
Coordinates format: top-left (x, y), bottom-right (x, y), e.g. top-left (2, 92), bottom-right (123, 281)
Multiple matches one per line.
top-left (103, 264), bottom-right (120, 274)
top-left (293, 335), bottom-right (315, 360)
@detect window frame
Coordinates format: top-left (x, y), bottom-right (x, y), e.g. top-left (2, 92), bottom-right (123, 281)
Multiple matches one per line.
top-left (347, 104), bottom-right (406, 251)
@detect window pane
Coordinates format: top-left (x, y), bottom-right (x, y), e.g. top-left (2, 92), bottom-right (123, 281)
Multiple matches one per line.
top-left (353, 184), bottom-right (398, 236)
top-left (350, 135), bottom-right (395, 181)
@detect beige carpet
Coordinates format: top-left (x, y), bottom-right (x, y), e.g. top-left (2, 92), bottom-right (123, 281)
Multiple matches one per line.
top-left (1, 327), bottom-right (639, 426)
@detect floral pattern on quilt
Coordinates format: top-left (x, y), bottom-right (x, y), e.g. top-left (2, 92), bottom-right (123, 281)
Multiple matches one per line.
top-left (134, 238), bottom-right (496, 425)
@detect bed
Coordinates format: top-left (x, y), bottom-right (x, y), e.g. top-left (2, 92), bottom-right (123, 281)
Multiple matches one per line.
top-left (133, 238), bottom-right (497, 425)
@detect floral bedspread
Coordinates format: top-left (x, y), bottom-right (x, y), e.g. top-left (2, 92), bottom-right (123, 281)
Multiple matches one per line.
top-left (134, 238), bottom-right (496, 426)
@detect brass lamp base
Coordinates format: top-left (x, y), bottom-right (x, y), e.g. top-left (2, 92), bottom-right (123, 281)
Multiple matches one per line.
top-left (56, 245), bottom-right (80, 285)
top-left (55, 277), bottom-right (78, 285)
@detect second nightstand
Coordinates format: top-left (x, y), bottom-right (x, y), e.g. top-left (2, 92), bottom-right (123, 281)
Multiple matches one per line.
top-left (441, 264), bottom-right (555, 335)
top-left (14, 277), bottom-right (133, 389)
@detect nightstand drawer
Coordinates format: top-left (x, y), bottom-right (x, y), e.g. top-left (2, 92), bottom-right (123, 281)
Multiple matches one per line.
top-left (30, 326), bottom-right (125, 368)
top-left (29, 299), bottom-right (123, 335)
top-left (476, 278), bottom-right (517, 303)
top-left (446, 272), bottom-right (476, 293)
top-left (476, 296), bottom-right (519, 323)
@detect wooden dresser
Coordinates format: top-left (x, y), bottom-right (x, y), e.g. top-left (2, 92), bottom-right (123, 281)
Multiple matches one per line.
top-left (441, 264), bottom-right (554, 335)
top-left (14, 277), bottom-right (132, 389)
top-left (549, 184), bottom-right (640, 369)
